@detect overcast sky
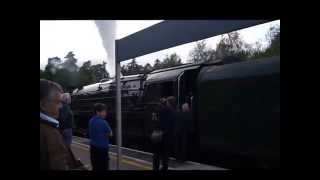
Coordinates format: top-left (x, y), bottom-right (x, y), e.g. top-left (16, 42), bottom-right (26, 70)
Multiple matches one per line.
top-left (40, 20), bottom-right (280, 74)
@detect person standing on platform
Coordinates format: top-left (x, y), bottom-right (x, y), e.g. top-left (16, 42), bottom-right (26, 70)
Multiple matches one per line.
top-left (58, 93), bottom-right (74, 148)
top-left (175, 101), bottom-right (192, 162)
top-left (88, 103), bottom-right (113, 171)
top-left (152, 96), bottom-right (177, 171)
top-left (40, 79), bottom-right (85, 170)
top-left (151, 97), bottom-right (166, 171)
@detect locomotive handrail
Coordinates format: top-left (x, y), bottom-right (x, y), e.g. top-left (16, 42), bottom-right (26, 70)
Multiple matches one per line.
top-left (74, 89), bottom-right (142, 99)
top-left (75, 96), bottom-right (116, 101)
top-left (73, 110), bottom-right (92, 113)
top-left (75, 95), bottom-right (139, 102)
top-left (74, 110), bottom-right (145, 114)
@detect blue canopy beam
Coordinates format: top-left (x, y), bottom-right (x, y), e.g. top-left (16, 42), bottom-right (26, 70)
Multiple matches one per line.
top-left (116, 20), bottom-right (270, 62)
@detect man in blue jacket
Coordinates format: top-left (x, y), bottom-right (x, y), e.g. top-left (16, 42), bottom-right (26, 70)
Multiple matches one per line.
top-left (88, 103), bottom-right (113, 171)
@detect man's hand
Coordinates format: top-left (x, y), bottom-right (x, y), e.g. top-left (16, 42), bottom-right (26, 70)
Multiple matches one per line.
top-left (107, 131), bottom-right (113, 137)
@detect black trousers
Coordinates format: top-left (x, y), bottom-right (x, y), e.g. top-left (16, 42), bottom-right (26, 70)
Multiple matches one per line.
top-left (152, 137), bottom-right (171, 171)
top-left (90, 145), bottom-right (109, 171)
top-left (175, 132), bottom-right (188, 162)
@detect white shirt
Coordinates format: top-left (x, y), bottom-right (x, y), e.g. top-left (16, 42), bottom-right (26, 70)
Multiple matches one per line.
top-left (40, 112), bottom-right (59, 128)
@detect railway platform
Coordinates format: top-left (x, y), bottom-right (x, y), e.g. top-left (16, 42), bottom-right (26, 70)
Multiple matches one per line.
top-left (71, 136), bottom-right (227, 170)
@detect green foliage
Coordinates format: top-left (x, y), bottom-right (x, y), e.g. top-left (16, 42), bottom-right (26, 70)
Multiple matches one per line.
top-left (215, 32), bottom-right (251, 60)
top-left (78, 61), bottom-right (95, 87)
top-left (161, 53), bottom-right (183, 68)
top-left (264, 25), bottom-right (280, 56)
top-left (40, 69), bottom-right (50, 79)
top-left (121, 58), bottom-right (144, 76)
top-left (53, 69), bottom-right (73, 90)
top-left (41, 52), bottom-right (110, 92)
top-left (152, 54), bottom-right (183, 70)
top-left (91, 61), bottom-right (110, 81)
top-left (188, 25), bottom-right (280, 63)
top-left (143, 63), bottom-right (153, 74)
top-left (153, 59), bottom-right (162, 70)
top-left (121, 53), bottom-right (183, 75)
top-left (250, 25), bottom-right (280, 59)
top-left (188, 40), bottom-right (216, 63)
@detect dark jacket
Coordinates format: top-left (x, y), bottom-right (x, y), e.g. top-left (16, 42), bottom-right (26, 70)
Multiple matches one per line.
top-left (40, 118), bottom-right (78, 170)
top-left (176, 111), bottom-right (193, 134)
top-left (159, 106), bottom-right (176, 139)
top-left (58, 103), bottom-right (74, 130)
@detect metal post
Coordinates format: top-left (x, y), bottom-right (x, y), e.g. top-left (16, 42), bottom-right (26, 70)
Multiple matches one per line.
top-left (115, 42), bottom-right (122, 170)
top-left (177, 72), bottom-right (184, 108)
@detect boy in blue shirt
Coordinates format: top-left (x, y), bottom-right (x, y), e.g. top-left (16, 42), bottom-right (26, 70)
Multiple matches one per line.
top-left (89, 103), bottom-right (113, 171)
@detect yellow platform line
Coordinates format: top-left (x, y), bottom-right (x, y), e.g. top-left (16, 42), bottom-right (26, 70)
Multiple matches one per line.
top-left (71, 143), bottom-right (152, 170)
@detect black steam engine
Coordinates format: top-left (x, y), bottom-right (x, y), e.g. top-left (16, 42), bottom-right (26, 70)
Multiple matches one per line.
top-left (71, 56), bottom-right (280, 168)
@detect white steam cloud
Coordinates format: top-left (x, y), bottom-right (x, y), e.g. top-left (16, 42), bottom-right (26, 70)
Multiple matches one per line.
top-left (95, 20), bottom-right (117, 77)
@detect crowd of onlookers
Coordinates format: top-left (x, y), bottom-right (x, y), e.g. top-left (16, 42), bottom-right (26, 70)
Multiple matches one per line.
top-left (40, 79), bottom-right (194, 171)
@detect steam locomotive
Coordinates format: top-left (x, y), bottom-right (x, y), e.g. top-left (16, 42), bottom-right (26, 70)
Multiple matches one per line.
top-left (71, 56), bottom-right (280, 168)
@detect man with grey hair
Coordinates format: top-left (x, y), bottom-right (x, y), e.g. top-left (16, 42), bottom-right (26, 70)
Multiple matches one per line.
top-left (62, 93), bottom-right (71, 104)
top-left (40, 79), bottom-right (84, 170)
top-left (59, 93), bottom-right (74, 147)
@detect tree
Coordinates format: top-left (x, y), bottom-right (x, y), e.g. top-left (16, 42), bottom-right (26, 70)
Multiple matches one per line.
top-left (121, 65), bottom-right (129, 76)
top-left (44, 57), bottom-right (62, 79)
top-left (81, 60), bottom-right (92, 70)
top-left (121, 58), bottom-right (144, 75)
top-left (250, 25), bottom-right (280, 59)
top-left (91, 62), bottom-right (110, 82)
top-left (248, 41), bottom-right (266, 59)
top-left (101, 61), bottom-right (110, 79)
top-left (264, 25), bottom-right (280, 56)
top-left (143, 63), bottom-right (153, 74)
top-left (77, 60), bottom-right (110, 86)
top-left (188, 40), bottom-right (216, 64)
top-left (53, 68), bottom-right (73, 91)
top-left (61, 51), bottom-right (79, 72)
top-left (40, 51), bottom-right (113, 91)
top-left (78, 61), bottom-right (95, 87)
top-left (40, 69), bottom-right (50, 79)
top-left (153, 59), bottom-right (162, 70)
top-left (47, 57), bottom-right (62, 67)
top-left (215, 31), bottom-right (250, 60)
top-left (161, 53), bottom-right (183, 68)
